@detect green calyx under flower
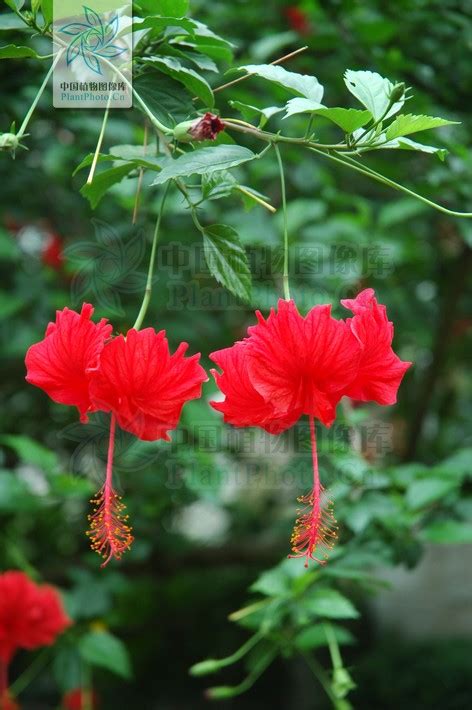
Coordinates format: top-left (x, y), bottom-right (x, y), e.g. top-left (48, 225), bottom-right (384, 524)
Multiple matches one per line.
top-left (0, 132), bottom-right (24, 157)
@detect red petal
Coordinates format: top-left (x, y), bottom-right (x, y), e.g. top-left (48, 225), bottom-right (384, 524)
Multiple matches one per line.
top-left (25, 304), bottom-right (112, 422)
top-left (210, 341), bottom-right (301, 433)
top-left (89, 328), bottom-right (208, 441)
top-left (341, 290), bottom-right (412, 405)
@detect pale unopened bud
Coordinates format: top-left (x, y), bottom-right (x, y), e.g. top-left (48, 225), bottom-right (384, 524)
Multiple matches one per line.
top-left (173, 113), bottom-right (225, 143)
top-left (0, 132), bottom-right (20, 154)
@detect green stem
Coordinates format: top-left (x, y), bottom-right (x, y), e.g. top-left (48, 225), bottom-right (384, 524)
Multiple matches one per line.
top-left (324, 623), bottom-right (343, 670)
top-left (207, 648), bottom-right (277, 699)
top-left (190, 631), bottom-right (263, 675)
top-left (17, 51), bottom-right (63, 139)
top-left (309, 148), bottom-right (472, 218)
top-left (132, 182), bottom-right (171, 330)
top-left (302, 652), bottom-right (341, 709)
top-left (274, 143), bottom-right (291, 300)
top-left (224, 119), bottom-right (349, 150)
top-left (9, 649), bottom-right (50, 697)
top-left (87, 97), bottom-right (112, 184)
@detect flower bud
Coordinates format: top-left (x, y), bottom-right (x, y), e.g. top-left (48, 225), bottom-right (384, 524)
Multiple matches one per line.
top-left (204, 686), bottom-right (237, 700)
top-left (0, 132), bottom-right (20, 154)
top-left (189, 659), bottom-right (222, 676)
top-left (389, 82), bottom-right (405, 104)
top-left (173, 113), bottom-right (225, 143)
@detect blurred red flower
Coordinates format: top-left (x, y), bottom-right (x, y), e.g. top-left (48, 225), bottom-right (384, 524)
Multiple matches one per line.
top-left (284, 6), bottom-right (311, 34)
top-left (42, 232), bottom-right (64, 271)
top-left (210, 290), bottom-right (411, 565)
top-left (63, 688), bottom-right (99, 710)
top-left (0, 571), bottom-right (71, 664)
top-left (0, 690), bottom-right (19, 710)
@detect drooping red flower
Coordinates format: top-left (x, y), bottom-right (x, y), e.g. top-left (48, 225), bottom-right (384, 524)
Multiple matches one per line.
top-left (86, 327), bottom-right (207, 565)
top-left (42, 232), bottom-right (64, 271)
top-left (89, 328), bottom-right (208, 442)
top-left (25, 304), bottom-right (112, 423)
top-left (210, 292), bottom-right (411, 566)
top-left (211, 299), bottom-right (361, 428)
top-left (341, 289), bottom-right (412, 405)
top-left (62, 688), bottom-right (99, 710)
top-left (284, 7), bottom-right (311, 34)
top-left (0, 571), bottom-right (71, 664)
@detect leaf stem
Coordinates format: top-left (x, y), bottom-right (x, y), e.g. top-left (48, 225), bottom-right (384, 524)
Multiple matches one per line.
top-left (133, 181), bottom-right (171, 331)
top-left (309, 148), bottom-right (472, 218)
top-left (17, 51), bottom-right (63, 139)
top-left (274, 143), bottom-right (291, 300)
top-left (9, 649), bottom-right (50, 697)
top-left (87, 96), bottom-right (112, 185)
top-left (132, 121), bottom-right (149, 223)
top-left (190, 631), bottom-right (263, 675)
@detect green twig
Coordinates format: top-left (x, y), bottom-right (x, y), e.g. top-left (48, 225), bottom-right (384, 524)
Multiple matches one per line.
top-left (274, 143), bottom-right (291, 300)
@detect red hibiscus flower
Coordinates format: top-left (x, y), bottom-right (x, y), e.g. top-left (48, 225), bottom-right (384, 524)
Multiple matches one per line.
top-left (25, 304), bottom-right (112, 423)
top-left (25, 306), bottom-right (207, 566)
top-left (89, 328), bottom-right (207, 442)
top-left (210, 291), bottom-right (411, 566)
top-left (62, 688), bottom-right (99, 710)
top-left (0, 571), bottom-right (70, 705)
top-left (0, 691), bottom-right (19, 710)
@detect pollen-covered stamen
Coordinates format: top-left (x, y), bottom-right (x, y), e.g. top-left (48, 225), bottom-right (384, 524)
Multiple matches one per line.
top-left (289, 487), bottom-right (337, 567)
top-left (289, 415), bottom-right (338, 567)
top-left (86, 414), bottom-right (134, 567)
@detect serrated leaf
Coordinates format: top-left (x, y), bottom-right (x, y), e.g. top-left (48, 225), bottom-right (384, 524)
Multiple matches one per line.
top-left (385, 113), bottom-right (459, 140)
top-left (239, 64), bottom-right (324, 102)
top-left (344, 69), bottom-right (404, 120)
top-left (0, 44), bottom-right (43, 59)
top-left (133, 72), bottom-right (194, 126)
top-left (79, 630), bottom-right (132, 679)
top-left (283, 97), bottom-right (325, 118)
top-left (312, 107), bottom-right (372, 132)
top-left (381, 136), bottom-right (448, 160)
top-left (202, 224), bottom-right (251, 301)
top-left (151, 145), bottom-right (255, 185)
top-left (80, 164), bottom-right (133, 208)
top-left (141, 56), bottom-right (213, 106)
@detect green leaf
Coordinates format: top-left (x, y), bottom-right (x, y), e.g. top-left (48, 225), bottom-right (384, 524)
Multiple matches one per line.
top-left (80, 164), bottom-right (134, 208)
top-left (385, 113), bottom-right (459, 140)
top-left (151, 145), bottom-right (255, 185)
top-left (53, 645), bottom-right (83, 693)
top-left (0, 13), bottom-right (26, 30)
top-left (133, 73), bottom-right (194, 127)
top-left (238, 64), bottom-right (324, 102)
top-left (344, 69), bottom-right (404, 120)
top-left (229, 100), bottom-right (283, 128)
top-left (406, 478), bottom-right (458, 510)
top-left (202, 224), bottom-right (251, 302)
top-left (381, 136), bottom-right (448, 160)
top-left (141, 56), bottom-right (213, 106)
top-left (421, 520), bottom-right (472, 544)
top-left (251, 566), bottom-right (291, 597)
top-left (41, 0), bottom-right (52, 24)
top-left (0, 435), bottom-right (57, 474)
top-left (0, 44), bottom-right (43, 59)
top-left (131, 15), bottom-right (194, 35)
top-left (137, 0), bottom-right (188, 16)
top-left (79, 630), bottom-right (132, 678)
top-left (311, 107), bottom-right (372, 132)
top-left (283, 98), bottom-right (325, 118)
top-left (4, 0), bottom-right (25, 10)
top-left (304, 588), bottom-right (359, 619)
top-left (295, 623), bottom-right (355, 651)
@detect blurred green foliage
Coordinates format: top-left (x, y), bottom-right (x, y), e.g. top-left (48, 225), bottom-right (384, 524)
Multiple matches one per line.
top-left (0, 0), bottom-right (471, 708)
